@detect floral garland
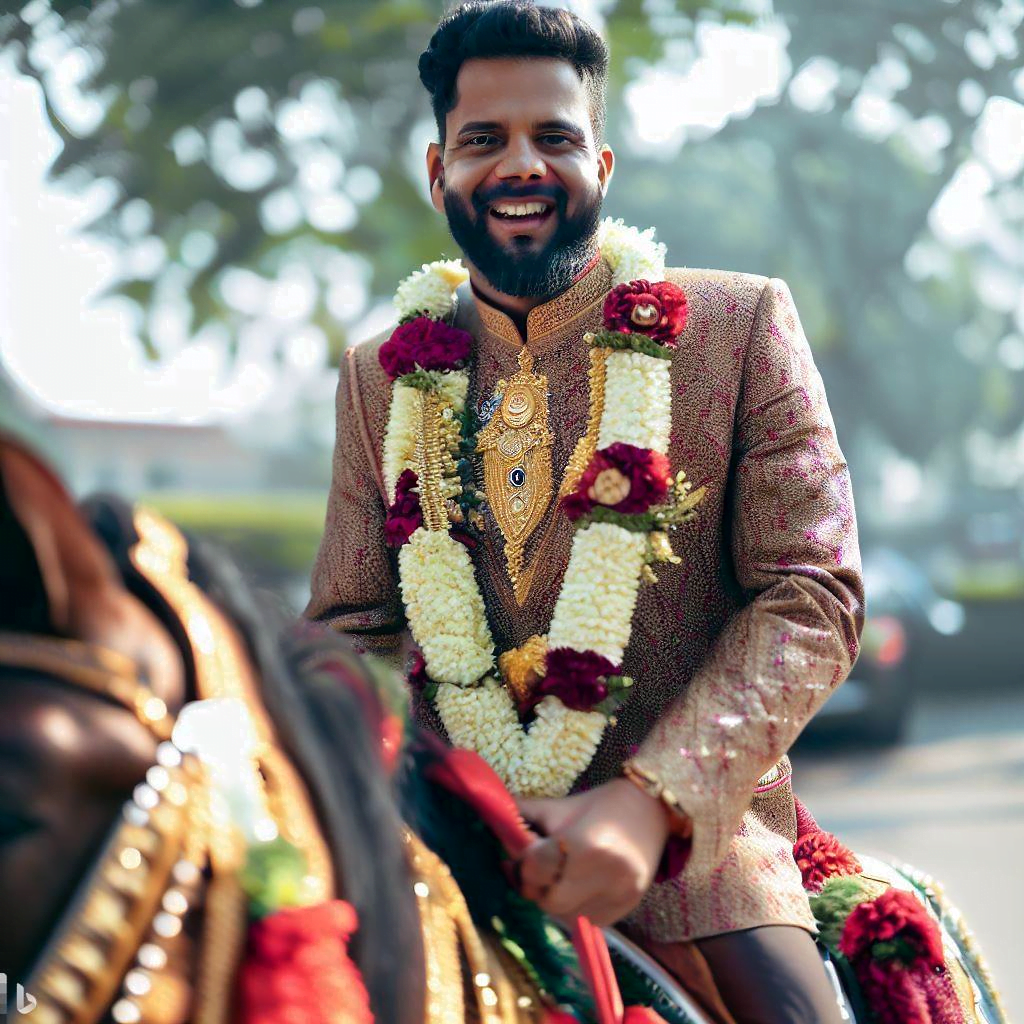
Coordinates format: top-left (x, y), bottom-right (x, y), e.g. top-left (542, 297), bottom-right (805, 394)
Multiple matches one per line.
top-left (793, 798), bottom-right (969, 1024)
top-left (380, 220), bottom-right (705, 797)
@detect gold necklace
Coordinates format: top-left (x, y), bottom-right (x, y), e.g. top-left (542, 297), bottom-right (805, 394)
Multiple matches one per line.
top-left (476, 346), bottom-right (554, 604)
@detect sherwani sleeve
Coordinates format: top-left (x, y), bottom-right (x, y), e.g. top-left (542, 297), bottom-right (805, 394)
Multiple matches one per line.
top-left (304, 346), bottom-right (406, 664)
top-left (626, 278), bottom-right (865, 875)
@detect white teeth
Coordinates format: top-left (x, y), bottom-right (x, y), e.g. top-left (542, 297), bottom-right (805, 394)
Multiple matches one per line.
top-left (493, 201), bottom-right (548, 217)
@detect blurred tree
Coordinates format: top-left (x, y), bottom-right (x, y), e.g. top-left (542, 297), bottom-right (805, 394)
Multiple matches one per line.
top-left (1, 0), bottom-right (1021, 509)
top-left (0, 0), bottom-right (750, 361)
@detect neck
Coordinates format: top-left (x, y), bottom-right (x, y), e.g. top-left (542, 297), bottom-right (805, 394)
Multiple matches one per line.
top-left (467, 250), bottom-right (602, 341)
top-left (468, 272), bottom-right (539, 338)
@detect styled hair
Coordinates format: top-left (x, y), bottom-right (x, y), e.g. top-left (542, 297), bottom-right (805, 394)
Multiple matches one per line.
top-left (419, 1), bottom-right (609, 144)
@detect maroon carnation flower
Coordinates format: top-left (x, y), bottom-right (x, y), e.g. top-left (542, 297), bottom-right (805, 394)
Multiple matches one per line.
top-left (839, 889), bottom-right (945, 968)
top-left (407, 651), bottom-right (429, 693)
top-left (384, 469), bottom-right (423, 546)
top-left (378, 316), bottom-right (473, 380)
top-left (563, 443), bottom-right (672, 521)
top-left (793, 830), bottom-right (861, 893)
top-left (602, 280), bottom-right (688, 347)
top-left (535, 647), bottom-right (619, 711)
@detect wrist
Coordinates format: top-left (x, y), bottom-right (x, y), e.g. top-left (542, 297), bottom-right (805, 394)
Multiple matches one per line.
top-left (621, 764), bottom-right (692, 840)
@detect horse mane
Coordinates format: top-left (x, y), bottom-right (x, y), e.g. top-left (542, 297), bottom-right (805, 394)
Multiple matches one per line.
top-left (81, 495), bottom-right (425, 1024)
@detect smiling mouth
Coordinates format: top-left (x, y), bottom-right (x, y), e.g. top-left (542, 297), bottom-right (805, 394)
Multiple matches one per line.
top-left (488, 199), bottom-right (555, 224)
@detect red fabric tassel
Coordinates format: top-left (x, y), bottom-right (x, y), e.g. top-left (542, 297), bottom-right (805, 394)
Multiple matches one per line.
top-left (853, 960), bottom-right (965, 1024)
top-left (422, 742), bottom-right (534, 858)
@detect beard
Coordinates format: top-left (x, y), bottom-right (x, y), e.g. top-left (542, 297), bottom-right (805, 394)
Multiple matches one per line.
top-left (443, 180), bottom-right (603, 299)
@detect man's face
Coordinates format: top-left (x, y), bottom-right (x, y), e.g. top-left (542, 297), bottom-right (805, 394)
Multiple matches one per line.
top-left (428, 57), bottom-right (614, 299)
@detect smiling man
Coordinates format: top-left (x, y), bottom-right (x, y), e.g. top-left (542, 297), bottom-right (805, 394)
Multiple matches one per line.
top-left (307, 4), bottom-right (863, 1021)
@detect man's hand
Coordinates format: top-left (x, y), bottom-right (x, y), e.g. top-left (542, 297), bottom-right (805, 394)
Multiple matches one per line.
top-left (515, 778), bottom-right (672, 926)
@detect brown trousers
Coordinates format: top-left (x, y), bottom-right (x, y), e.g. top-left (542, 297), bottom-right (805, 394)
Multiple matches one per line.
top-left (639, 926), bottom-right (845, 1024)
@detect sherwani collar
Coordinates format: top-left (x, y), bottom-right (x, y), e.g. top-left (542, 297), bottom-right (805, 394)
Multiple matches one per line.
top-left (456, 256), bottom-right (613, 355)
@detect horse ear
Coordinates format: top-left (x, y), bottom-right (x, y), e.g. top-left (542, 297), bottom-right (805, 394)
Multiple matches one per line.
top-left (0, 449), bottom-right (53, 634)
top-left (0, 434), bottom-right (119, 638)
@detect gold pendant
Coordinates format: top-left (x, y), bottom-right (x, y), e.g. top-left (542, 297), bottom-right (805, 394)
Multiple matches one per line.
top-left (477, 347), bottom-right (553, 603)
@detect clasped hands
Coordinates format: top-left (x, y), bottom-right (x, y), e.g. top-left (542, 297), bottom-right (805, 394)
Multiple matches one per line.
top-left (514, 777), bottom-right (676, 927)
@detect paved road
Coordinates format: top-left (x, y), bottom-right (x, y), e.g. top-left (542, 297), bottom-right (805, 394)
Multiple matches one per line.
top-left (792, 690), bottom-right (1024, 1022)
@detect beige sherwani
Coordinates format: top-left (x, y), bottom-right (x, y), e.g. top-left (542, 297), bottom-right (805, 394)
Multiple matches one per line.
top-left (306, 256), bottom-right (864, 943)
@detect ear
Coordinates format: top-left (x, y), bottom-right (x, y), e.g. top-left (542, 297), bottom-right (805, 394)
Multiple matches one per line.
top-left (597, 144), bottom-right (615, 196)
top-left (0, 453), bottom-right (52, 634)
top-left (426, 141), bottom-right (446, 215)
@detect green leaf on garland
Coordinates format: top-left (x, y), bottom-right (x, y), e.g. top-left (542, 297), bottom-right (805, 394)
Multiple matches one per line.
top-left (240, 836), bottom-right (314, 919)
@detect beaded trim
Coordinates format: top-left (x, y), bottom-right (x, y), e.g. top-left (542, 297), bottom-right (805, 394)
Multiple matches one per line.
top-left (26, 747), bottom-right (198, 1024)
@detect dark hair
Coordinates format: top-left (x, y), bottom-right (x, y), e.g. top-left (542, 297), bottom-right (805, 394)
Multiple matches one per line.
top-left (81, 497), bottom-right (424, 1024)
top-left (419, 1), bottom-right (609, 144)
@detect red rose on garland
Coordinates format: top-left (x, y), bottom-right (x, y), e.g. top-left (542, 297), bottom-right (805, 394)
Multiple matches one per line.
top-left (563, 443), bottom-right (672, 521)
top-left (603, 280), bottom-right (688, 347)
top-left (379, 315), bottom-right (473, 380)
top-left (384, 469), bottom-right (423, 546)
top-left (237, 900), bottom-right (372, 1024)
top-left (535, 647), bottom-right (618, 711)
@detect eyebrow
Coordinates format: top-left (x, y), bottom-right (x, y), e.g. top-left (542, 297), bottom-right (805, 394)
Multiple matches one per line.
top-left (455, 118), bottom-right (586, 137)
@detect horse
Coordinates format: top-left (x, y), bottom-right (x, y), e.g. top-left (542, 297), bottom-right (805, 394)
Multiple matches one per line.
top-left (0, 433), bottom-right (1005, 1024)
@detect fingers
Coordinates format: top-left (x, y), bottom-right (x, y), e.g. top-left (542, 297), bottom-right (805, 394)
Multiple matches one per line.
top-left (516, 796), bottom-right (569, 837)
top-left (532, 847), bottom-right (646, 925)
top-left (518, 836), bottom-right (568, 903)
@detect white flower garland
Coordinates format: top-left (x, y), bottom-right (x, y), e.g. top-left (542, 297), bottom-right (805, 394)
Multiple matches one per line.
top-left (598, 351), bottom-right (672, 454)
top-left (546, 522), bottom-right (649, 664)
top-left (398, 527), bottom-right (494, 685)
top-left (382, 220), bottom-right (683, 796)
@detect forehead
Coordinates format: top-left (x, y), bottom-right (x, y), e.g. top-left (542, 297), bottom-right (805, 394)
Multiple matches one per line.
top-left (448, 57), bottom-right (592, 133)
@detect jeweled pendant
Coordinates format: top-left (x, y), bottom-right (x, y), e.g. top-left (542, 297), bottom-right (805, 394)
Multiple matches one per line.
top-left (477, 347), bottom-right (554, 603)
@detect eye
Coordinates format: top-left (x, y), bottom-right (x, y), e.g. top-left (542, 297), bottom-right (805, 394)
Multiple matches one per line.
top-left (540, 134), bottom-right (571, 146)
top-left (467, 134), bottom-right (497, 147)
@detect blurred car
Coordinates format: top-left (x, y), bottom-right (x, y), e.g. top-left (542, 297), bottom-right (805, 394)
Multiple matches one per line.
top-left (800, 548), bottom-right (965, 746)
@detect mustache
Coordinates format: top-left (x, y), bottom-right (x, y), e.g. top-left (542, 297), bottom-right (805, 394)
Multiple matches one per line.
top-left (470, 182), bottom-right (567, 214)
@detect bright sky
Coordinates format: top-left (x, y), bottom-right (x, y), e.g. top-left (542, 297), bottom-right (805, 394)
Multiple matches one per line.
top-left (1, 22), bottom-right (1021, 425)
top-left (0, 61), bottom-right (287, 424)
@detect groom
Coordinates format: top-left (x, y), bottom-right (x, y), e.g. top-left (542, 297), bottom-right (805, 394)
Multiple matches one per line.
top-left (307, 4), bottom-right (863, 1021)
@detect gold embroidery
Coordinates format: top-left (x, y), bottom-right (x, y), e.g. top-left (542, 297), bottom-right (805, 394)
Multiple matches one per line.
top-left (559, 344), bottom-right (608, 499)
top-left (497, 634), bottom-right (548, 708)
top-left (477, 348), bottom-right (554, 603)
top-left (416, 390), bottom-right (451, 532)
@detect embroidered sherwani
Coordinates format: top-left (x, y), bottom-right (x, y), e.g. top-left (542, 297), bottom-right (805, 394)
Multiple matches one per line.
top-left (306, 257), bottom-right (864, 943)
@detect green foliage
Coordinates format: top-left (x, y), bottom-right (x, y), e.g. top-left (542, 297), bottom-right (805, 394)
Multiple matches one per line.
top-left (3, 0), bottom-right (1022, 516)
top-left (240, 836), bottom-right (315, 918)
top-left (143, 491), bottom-right (326, 574)
top-left (590, 330), bottom-right (674, 360)
top-left (808, 874), bottom-right (875, 953)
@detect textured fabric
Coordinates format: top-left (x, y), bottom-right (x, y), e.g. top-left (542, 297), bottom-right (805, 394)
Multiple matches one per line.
top-left (306, 256), bottom-right (864, 943)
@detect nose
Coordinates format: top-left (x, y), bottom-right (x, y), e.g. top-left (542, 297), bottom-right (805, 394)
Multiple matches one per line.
top-left (495, 135), bottom-right (547, 181)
